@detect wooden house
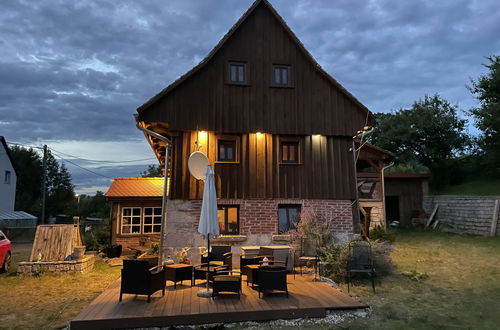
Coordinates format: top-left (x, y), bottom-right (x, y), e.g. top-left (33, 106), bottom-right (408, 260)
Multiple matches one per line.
top-left (118, 0), bottom-right (394, 254)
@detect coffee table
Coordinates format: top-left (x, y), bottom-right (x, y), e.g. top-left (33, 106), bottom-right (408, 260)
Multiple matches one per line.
top-left (165, 264), bottom-right (193, 288)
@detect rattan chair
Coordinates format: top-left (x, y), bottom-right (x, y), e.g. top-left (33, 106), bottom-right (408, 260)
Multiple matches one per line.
top-left (297, 238), bottom-right (320, 277)
top-left (347, 240), bottom-right (377, 293)
top-left (258, 266), bottom-right (288, 298)
top-left (201, 245), bottom-right (231, 266)
top-left (211, 268), bottom-right (242, 298)
top-left (119, 259), bottom-right (166, 303)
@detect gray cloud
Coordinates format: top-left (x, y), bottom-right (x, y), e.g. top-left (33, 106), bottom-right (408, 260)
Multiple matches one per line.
top-left (1, 0), bottom-right (499, 192)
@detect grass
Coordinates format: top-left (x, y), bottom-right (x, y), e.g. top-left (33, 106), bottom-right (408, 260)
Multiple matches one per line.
top-left (2, 230), bottom-right (500, 329)
top-left (246, 229), bottom-right (500, 330)
top-left (432, 178), bottom-right (500, 195)
top-left (0, 245), bottom-right (121, 329)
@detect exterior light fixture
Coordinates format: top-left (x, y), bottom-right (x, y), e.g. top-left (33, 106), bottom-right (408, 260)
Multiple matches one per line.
top-left (256, 132), bottom-right (263, 138)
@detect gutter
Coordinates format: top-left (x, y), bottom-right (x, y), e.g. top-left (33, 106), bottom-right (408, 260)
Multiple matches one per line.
top-left (134, 114), bottom-right (171, 266)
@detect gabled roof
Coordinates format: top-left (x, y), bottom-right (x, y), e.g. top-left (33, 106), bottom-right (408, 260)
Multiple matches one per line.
top-left (137, 0), bottom-right (373, 121)
top-left (105, 177), bottom-right (164, 198)
top-left (0, 136), bottom-right (17, 176)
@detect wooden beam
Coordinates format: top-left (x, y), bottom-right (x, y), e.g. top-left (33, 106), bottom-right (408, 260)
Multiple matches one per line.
top-left (367, 159), bottom-right (381, 172)
top-left (490, 199), bottom-right (499, 237)
top-left (426, 204), bottom-right (439, 228)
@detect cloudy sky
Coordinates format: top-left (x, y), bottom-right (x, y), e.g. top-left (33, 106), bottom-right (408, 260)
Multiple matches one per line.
top-left (1, 0), bottom-right (499, 194)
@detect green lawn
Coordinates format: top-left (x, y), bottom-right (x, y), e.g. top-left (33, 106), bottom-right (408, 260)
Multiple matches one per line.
top-left (433, 178), bottom-right (500, 195)
top-left (2, 231), bottom-right (500, 329)
top-left (250, 230), bottom-right (500, 330)
top-left (0, 246), bottom-right (121, 329)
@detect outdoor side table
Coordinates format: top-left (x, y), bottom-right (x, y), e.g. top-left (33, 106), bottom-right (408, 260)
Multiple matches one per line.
top-left (244, 264), bottom-right (260, 288)
top-left (165, 264), bottom-right (193, 289)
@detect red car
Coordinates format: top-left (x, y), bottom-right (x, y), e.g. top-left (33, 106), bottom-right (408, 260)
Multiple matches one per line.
top-left (0, 230), bottom-right (12, 273)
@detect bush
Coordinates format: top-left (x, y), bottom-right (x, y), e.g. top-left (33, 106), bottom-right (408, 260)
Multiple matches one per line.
top-left (82, 219), bottom-right (111, 251)
top-left (322, 240), bottom-right (394, 283)
top-left (370, 225), bottom-right (396, 243)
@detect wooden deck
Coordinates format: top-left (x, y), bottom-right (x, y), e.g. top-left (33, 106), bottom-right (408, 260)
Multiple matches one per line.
top-left (71, 275), bottom-right (368, 329)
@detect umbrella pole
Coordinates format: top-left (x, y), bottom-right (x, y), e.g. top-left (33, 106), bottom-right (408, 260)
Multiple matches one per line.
top-left (197, 234), bottom-right (213, 297)
top-left (206, 234), bottom-right (210, 291)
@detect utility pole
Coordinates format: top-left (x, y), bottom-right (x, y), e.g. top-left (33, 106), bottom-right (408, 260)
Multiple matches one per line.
top-left (41, 144), bottom-right (48, 225)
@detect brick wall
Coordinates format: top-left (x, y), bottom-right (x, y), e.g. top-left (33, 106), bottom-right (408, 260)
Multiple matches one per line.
top-left (424, 195), bottom-right (500, 236)
top-left (163, 198), bottom-right (355, 264)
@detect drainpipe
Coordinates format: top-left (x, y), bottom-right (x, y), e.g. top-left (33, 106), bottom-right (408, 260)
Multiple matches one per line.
top-left (351, 140), bottom-right (361, 234)
top-left (381, 162), bottom-right (395, 228)
top-left (134, 115), bottom-right (171, 266)
top-left (351, 126), bottom-right (375, 236)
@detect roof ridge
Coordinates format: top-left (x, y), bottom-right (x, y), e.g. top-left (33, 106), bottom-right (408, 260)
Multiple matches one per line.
top-left (137, 0), bottom-right (373, 120)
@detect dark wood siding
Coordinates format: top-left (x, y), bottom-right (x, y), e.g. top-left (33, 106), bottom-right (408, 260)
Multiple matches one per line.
top-left (138, 3), bottom-right (370, 137)
top-left (170, 131), bottom-right (356, 200)
top-left (385, 178), bottom-right (425, 226)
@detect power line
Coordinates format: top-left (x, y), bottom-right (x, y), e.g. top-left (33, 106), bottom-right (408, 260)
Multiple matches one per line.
top-left (7, 141), bottom-right (157, 164)
top-left (51, 150), bottom-right (113, 179)
top-left (49, 147), bottom-right (157, 164)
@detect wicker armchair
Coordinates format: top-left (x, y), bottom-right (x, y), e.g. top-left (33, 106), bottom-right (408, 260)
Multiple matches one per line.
top-left (201, 245), bottom-right (231, 266)
top-left (119, 259), bottom-right (166, 303)
top-left (258, 267), bottom-right (288, 298)
top-left (211, 268), bottom-right (242, 298)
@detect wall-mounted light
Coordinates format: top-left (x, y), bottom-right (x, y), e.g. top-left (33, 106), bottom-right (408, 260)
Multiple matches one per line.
top-left (196, 130), bottom-right (208, 150)
top-left (256, 132), bottom-right (264, 138)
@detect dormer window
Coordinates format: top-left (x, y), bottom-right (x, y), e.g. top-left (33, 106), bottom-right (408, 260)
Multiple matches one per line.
top-left (272, 65), bottom-right (292, 87)
top-left (227, 62), bottom-right (247, 84)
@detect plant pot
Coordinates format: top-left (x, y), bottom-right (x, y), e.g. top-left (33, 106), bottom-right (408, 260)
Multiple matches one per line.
top-left (104, 244), bottom-right (122, 258)
top-left (73, 246), bottom-right (86, 260)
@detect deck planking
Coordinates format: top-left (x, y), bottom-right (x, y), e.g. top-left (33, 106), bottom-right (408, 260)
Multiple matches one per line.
top-left (71, 275), bottom-right (367, 330)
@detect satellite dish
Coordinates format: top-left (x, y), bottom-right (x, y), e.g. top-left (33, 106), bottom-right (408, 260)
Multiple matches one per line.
top-left (188, 151), bottom-right (209, 180)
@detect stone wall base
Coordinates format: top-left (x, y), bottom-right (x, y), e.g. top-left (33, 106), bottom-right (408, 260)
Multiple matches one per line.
top-left (424, 195), bottom-right (500, 236)
top-left (17, 255), bottom-right (95, 275)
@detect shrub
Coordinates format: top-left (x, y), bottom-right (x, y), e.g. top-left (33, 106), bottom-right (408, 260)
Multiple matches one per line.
top-left (82, 219), bottom-right (111, 251)
top-left (370, 225), bottom-right (396, 243)
top-left (147, 242), bottom-right (159, 255)
top-left (322, 240), bottom-right (394, 283)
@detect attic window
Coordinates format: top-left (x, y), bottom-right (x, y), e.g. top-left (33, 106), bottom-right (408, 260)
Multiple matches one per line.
top-left (228, 62), bottom-right (247, 84)
top-left (272, 65), bottom-right (292, 87)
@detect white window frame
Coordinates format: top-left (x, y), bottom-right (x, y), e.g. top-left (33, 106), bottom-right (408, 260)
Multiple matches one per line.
top-left (121, 207), bottom-right (142, 235)
top-left (143, 207), bottom-right (162, 234)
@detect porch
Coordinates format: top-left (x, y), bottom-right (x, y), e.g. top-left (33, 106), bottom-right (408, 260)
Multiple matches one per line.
top-left (70, 274), bottom-right (367, 329)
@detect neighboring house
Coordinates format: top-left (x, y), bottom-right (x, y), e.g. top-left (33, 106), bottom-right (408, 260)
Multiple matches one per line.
top-left (129, 0), bottom-right (393, 253)
top-left (0, 136), bottom-right (37, 242)
top-left (0, 136), bottom-right (17, 211)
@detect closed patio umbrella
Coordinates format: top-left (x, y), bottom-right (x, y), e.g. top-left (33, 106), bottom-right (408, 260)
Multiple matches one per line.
top-left (197, 165), bottom-right (219, 297)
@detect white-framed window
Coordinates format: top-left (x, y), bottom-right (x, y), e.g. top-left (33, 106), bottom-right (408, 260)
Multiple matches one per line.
top-left (121, 207), bottom-right (162, 235)
top-left (143, 207), bottom-right (162, 233)
top-left (121, 207), bottom-right (142, 234)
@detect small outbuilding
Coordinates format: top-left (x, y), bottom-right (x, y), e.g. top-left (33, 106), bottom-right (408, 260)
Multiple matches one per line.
top-left (105, 178), bottom-right (164, 254)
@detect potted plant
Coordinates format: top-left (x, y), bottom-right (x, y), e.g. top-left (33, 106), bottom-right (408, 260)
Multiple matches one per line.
top-left (138, 242), bottom-right (159, 267)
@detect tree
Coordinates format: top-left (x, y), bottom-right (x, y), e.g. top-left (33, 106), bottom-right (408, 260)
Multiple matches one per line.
top-left (9, 146), bottom-right (42, 215)
top-left (371, 94), bottom-right (470, 186)
top-left (469, 55), bottom-right (500, 176)
top-left (9, 146), bottom-right (75, 221)
top-left (141, 164), bottom-right (162, 177)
